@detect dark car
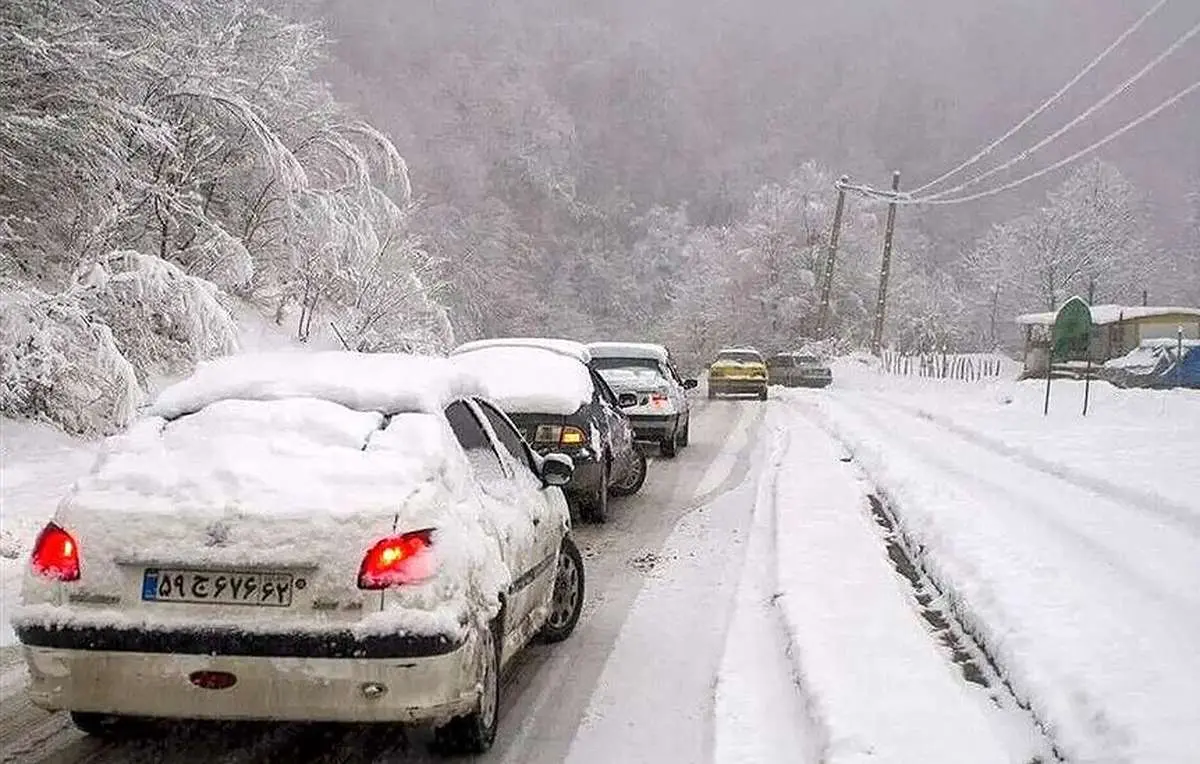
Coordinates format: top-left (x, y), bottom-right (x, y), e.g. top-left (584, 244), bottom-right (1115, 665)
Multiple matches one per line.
top-left (766, 352), bottom-right (833, 388)
top-left (451, 338), bottom-right (647, 523)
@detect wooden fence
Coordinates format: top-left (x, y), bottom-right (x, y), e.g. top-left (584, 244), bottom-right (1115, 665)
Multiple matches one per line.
top-left (880, 350), bottom-right (1008, 381)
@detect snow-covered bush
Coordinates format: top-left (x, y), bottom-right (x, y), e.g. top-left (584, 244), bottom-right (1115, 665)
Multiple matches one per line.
top-left (0, 281), bottom-right (142, 434)
top-left (73, 251), bottom-right (239, 384)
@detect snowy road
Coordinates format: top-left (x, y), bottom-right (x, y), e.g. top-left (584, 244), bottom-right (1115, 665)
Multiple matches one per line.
top-left (0, 396), bottom-right (775, 764)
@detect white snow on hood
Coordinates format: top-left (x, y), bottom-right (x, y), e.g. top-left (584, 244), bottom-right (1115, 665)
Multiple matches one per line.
top-left (452, 346), bottom-right (593, 416)
top-left (150, 351), bottom-right (484, 420)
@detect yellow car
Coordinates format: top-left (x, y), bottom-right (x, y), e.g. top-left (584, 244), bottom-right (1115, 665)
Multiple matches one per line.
top-left (707, 347), bottom-right (769, 400)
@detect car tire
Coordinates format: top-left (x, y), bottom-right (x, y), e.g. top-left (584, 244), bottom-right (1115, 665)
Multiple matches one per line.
top-left (434, 619), bottom-right (501, 755)
top-left (582, 460), bottom-right (609, 523)
top-left (707, 388), bottom-right (716, 400)
top-left (70, 712), bottom-right (134, 738)
top-left (678, 417), bottom-right (690, 447)
top-left (660, 432), bottom-right (677, 459)
top-left (538, 536), bottom-right (585, 643)
top-left (609, 448), bottom-right (646, 497)
top-left (758, 388), bottom-right (768, 401)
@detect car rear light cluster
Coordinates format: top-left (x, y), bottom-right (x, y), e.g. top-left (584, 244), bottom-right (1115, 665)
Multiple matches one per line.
top-left (649, 392), bottom-right (669, 407)
top-left (534, 424), bottom-right (588, 446)
top-left (31, 522), bottom-right (81, 582)
top-left (357, 529), bottom-right (437, 590)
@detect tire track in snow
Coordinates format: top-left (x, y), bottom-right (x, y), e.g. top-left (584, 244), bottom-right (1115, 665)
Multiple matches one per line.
top-left (865, 493), bottom-right (1063, 764)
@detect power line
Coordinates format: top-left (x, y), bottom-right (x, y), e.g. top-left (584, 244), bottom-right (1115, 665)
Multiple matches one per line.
top-left (850, 77), bottom-right (1200, 207)
top-left (920, 15), bottom-right (1200, 201)
top-left (908, 0), bottom-right (1172, 196)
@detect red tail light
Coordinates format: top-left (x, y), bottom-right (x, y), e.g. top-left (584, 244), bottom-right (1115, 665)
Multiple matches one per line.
top-left (31, 522), bottom-right (81, 581)
top-left (650, 392), bottom-right (669, 407)
top-left (358, 529), bottom-right (436, 590)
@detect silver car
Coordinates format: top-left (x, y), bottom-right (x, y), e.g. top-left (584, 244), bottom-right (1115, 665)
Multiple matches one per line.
top-left (586, 342), bottom-right (698, 458)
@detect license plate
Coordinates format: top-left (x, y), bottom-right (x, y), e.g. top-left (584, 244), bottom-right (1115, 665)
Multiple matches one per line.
top-left (142, 568), bottom-right (294, 607)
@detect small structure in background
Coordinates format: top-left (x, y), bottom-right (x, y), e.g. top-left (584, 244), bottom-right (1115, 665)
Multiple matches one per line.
top-left (1015, 304), bottom-right (1200, 380)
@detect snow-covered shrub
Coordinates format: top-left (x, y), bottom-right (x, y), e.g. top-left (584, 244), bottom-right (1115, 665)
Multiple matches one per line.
top-left (0, 281), bottom-right (142, 434)
top-left (73, 251), bottom-right (240, 384)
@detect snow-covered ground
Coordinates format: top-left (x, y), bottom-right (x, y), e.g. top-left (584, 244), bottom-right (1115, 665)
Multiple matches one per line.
top-left (775, 358), bottom-right (1200, 763)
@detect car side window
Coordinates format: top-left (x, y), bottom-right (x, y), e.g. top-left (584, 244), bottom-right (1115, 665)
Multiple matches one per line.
top-left (444, 400), bottom-right (505, 476)
top-left (474, 399), bottom-right (536, 475)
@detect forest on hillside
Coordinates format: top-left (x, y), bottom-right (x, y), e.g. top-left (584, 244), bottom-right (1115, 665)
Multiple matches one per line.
top-left (2, 0), bottom-right (1198, 433)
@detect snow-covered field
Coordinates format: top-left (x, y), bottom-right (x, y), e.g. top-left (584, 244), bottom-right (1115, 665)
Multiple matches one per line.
top-left (772, 358), bottom-right (1200, 763)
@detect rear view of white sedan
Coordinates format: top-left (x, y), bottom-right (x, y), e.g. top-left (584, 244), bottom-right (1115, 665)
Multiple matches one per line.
top-left (13, 351), bottom-right (586, 755)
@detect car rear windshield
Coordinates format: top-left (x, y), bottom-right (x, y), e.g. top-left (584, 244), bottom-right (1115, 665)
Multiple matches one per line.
top-left (795, 355), bottom-right (820, 364)
top-left (594, 358), bottom-right (666, 385)
top-left (716, 351), bottom-right (761, 363)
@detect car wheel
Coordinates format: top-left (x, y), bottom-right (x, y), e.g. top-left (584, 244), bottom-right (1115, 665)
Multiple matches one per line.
top-left (609, 448), bottom-right (646, 497)
top-left (707, 388), bottom-right (716, 400)
top-left (678, 417), bottom-right (690, 447)
top-left (70, 712), bottom-right (135, 738)
top-left (758, 388), bottom-right (768, 401)
top-left (660, 432), bottom-right (677, 458)
top-left (582, 459), bottom-right (609, 523)
top-left (538, 536), bottom-right (585, 643)
top-left (434, 619), bottom-right (500, 755)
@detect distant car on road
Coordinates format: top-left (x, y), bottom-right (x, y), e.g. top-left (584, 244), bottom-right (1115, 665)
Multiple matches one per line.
top-left (766, 352), bottom-right (834, 388)
top-left (587, 342), bottom-right (698, 458)
top-left (451, 338), bottom-right (647, 523)
top-left (14, 351), bottom-right (586, 755)
top-left (707, 347), bottom-right (769, 400)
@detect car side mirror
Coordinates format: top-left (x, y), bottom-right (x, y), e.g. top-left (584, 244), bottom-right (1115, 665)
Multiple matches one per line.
top-left (617, 392), bottom-right (638, 408)
top-left (540, 453), bottom-right (574, 487)
top-left (682, 378), bottom-right (698, 390)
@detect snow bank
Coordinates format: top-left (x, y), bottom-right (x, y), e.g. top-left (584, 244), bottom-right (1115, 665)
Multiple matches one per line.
top-left (798, 375), bottom-right (1200, 762)
top-left (765, 408), bottom-right (1012, 764)
top-left (452, 345), bottom-right (593, 415)
top-left (151, 350), bottom-right (484, 419)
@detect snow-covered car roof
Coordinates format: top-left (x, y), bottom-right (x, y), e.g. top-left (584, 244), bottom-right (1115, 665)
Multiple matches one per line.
top-left (451, 337), bottom-right (591, 364)
top-left (715, 347), bottom-right (763, 357)
top-left (1015, 304), bottom-right (1200, 326)
top-left (150, 351), bottom-right (485, 420)
top-left (451, 345), bottom-right (594, 416)
top-left (587, 342), bottom-right (670, 364)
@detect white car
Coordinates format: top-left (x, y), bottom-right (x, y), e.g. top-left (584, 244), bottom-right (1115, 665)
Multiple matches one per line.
top-left (586, 342), bottom-right (698, 457)
top-left (13, 351), bottom-right (586, 754)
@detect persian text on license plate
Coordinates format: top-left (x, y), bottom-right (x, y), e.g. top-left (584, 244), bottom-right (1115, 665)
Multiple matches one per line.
top-left (142, 568), bottom-right (294, 607)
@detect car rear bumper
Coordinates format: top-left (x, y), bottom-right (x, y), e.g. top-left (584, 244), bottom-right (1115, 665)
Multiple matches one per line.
top-left (18, 625), bottom-right (482, 724)
top-left (627, 413), bottom-right (680, 442)
top-left (709, 378), bottom-right (767, 394)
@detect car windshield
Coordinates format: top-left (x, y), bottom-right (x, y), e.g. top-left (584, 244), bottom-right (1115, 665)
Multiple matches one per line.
top-left (795, 355), bottom-right (820, 364)
top-left (716, 351), bottom-right (761, 363)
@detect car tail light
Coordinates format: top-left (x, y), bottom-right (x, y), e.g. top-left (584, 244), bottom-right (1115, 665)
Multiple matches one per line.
top-left (559, 426), bottom-right (587, 445)
top-left (650, 392), bottom-right (669, 407)
top-left (358, 529), bottom-right (436, 590)
top-left (31, 522), bottom-right (81, 581)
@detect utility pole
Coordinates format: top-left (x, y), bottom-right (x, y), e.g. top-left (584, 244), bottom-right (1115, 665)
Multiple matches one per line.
top-left (816, 175), bottom-right (849, 339)
top-left (871, 170), bottom-right (901, 354)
